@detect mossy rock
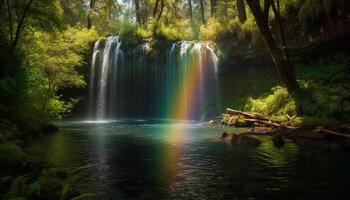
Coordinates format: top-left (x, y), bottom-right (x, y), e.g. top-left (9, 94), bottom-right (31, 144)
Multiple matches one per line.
top-left (60, 184), bottom-right (80, 200)
top-left (38, 168), bottom-right (65, 200)
top-left (231, 134), bottom-right (261, 146)
top-left (7, 175), bottom-right (30, 199)
top-left (26, 181), bottom-right (41, 199)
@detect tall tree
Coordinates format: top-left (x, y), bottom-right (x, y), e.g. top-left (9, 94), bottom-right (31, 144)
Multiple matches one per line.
top-left (188, 0), bottom-right (193, 22)
top-left (7, 0), bottom-right (34, 55)
top-left (134, 0), bottom-right (142, 25)
top-left (237, 0), bottom-right (246, 23)
top-left (153, 0), bottom-right (160, 17)
top-left (199, 0), bottom-right (206, 24)
top-left (153, 0), bottom-right (164, 23)
top-left (3, 0), bottom-right (62, 64)
top-left (244, 0), bottom-right (299, 94)
top-left (157, 0), bottom-right (164, 22)
top-left (271, 0), bottom-right (290, 64)
top-left (210, 0), bottom-right (217, 17)
top-left (87, 0), bottom-right (96, 29)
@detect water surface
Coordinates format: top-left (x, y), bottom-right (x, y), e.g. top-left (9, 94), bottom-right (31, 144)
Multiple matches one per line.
top-left (27, 120), bottom-right (350, 199)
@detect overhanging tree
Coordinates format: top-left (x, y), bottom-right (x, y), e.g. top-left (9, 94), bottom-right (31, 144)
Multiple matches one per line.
top-left (243, 0), bottom-right (299, 94)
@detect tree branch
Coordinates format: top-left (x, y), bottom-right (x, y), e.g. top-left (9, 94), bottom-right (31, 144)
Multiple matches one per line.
top-left (10, 0), bottom-right (34, 55)
top-left (153, 0), bottom-right (159, 17)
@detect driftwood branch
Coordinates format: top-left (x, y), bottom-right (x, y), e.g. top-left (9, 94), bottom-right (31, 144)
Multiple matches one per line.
top-left (245, 118), bottom-right (280, 128)
top-left (314, 127), bottom-right (350, 139)
top-left (224, 108), bottom-right (296, 129)
top-left (226, 108), bottom-right (281, 123)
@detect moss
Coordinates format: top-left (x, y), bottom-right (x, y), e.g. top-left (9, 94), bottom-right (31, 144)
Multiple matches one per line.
top-left (60, 184), bottom-right (80, 200)
top-left (0, 144), bottom-right (26, 165)
top-left (7, 175), bottom-right (30, 199)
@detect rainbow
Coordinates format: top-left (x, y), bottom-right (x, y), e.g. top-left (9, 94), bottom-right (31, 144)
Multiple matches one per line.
top-left (156, 41), bottom-right (220, 187)
top-left (165, 41), bottom-right (219, 121)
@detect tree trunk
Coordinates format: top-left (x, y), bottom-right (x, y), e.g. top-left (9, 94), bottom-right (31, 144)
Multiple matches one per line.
top-left (271, 0), bottom-right (290, 63)
top-left (153, 0), bottom-right (159, 17)
top-left (0, 0), bottom-right (5, 11)
top-left (188, 0), bottom-right (193, 22)
top-left (237, 0), bottom-right (246, 23)
top-left (210, 0), bottom-right (217, 17)
top-left (199, 0), bottom-right (206, 24)
top-left (87, 0), bottom-right (96, 29)
top-left (245, 0), bottom-right (299, 93)
top-left (157, 0), bottom-right (164, 23)
top-left (6, 0), bottom-right (13, 43)
top-left (134, 0), bottom-right (142, 25)
top-left (9, 0), bottom-right (34, 56)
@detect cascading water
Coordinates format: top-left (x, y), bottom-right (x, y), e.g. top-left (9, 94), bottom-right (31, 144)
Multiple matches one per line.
top-left (165, 41), bottom-right (221, 120)
top-left (89, 36), bottom-right (123, 120)
top-left (88, 37), bottom-right (221, 121)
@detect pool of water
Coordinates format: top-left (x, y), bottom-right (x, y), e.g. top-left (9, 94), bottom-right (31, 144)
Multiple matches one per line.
top-left (27, 120), bottom-right (350, 199)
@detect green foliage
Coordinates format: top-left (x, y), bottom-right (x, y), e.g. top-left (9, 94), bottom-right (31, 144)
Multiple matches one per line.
top-left (221, 74), bottom-right (280, 111)
top-left (2, 168), bottom-right (84, 200)
top-left (200, 18), bottom-right (224, 41)
top-left (37, 169), bottom-right (64, 199)
top-left (119, 21), bottom-right (139, 45)
top-left (155, 22), bottom-right (194, 41)
top-left (245, 86), bottom-right (296, 120)
top-left (241, 59), bottom-right (350, 126)
top-left (7, 175), bottom-right (30, 199)
top-left (60, 184), bottom-right (72, 200)
top-left (12, 27), bottom-right (98, 130)
top-left (26, 181), bottom-right (41, 199)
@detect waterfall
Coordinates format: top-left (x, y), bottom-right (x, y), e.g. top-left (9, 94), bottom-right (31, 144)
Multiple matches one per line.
top-left (166, 41), bottom-right (220, 120)
top-left (88, 38), bottom-right (220, 121)
top-left (88, 40), bottom-right (101, 118)
top-left (88, 36), bottom-right (123, 120)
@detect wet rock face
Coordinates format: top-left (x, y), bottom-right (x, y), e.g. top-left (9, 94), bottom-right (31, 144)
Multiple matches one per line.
top-left (231, 133), bottom-right (261, 146)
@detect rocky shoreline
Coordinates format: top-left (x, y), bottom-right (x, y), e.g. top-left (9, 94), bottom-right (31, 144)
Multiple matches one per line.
top-left (212, 109), bottom-right (350, 151)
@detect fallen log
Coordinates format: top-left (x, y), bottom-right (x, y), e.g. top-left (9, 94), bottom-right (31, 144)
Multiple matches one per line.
top-left (314, 127), bottom-right (350, 139)
top-left (245, 118), bottom-right (280, 128)
top-left (226, 108), bottom-right (281, 123)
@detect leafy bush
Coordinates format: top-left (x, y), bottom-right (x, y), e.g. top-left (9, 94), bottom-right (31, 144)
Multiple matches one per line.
top-left (241, 59), bottom-right (350, 126)
top-left (136, 27), bottom-right (152, 38)
top-left (200, 18), bottom-right (224, 41)
top-left (245, 86), bottom-right (296, 120)
top-left (155, 21), bottom-right (194, 41)
top-left (12, 27), bottom-right (99, 131)
top-left (119, 21), bottom-right (139, 44)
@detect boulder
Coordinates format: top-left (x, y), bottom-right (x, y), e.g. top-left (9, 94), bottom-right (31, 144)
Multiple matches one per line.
top-left (231, 134), bottom-right (261, 146)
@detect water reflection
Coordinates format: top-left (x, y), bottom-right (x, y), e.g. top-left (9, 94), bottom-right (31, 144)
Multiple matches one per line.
top-left (26, 121), bottom-right (350, 199)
